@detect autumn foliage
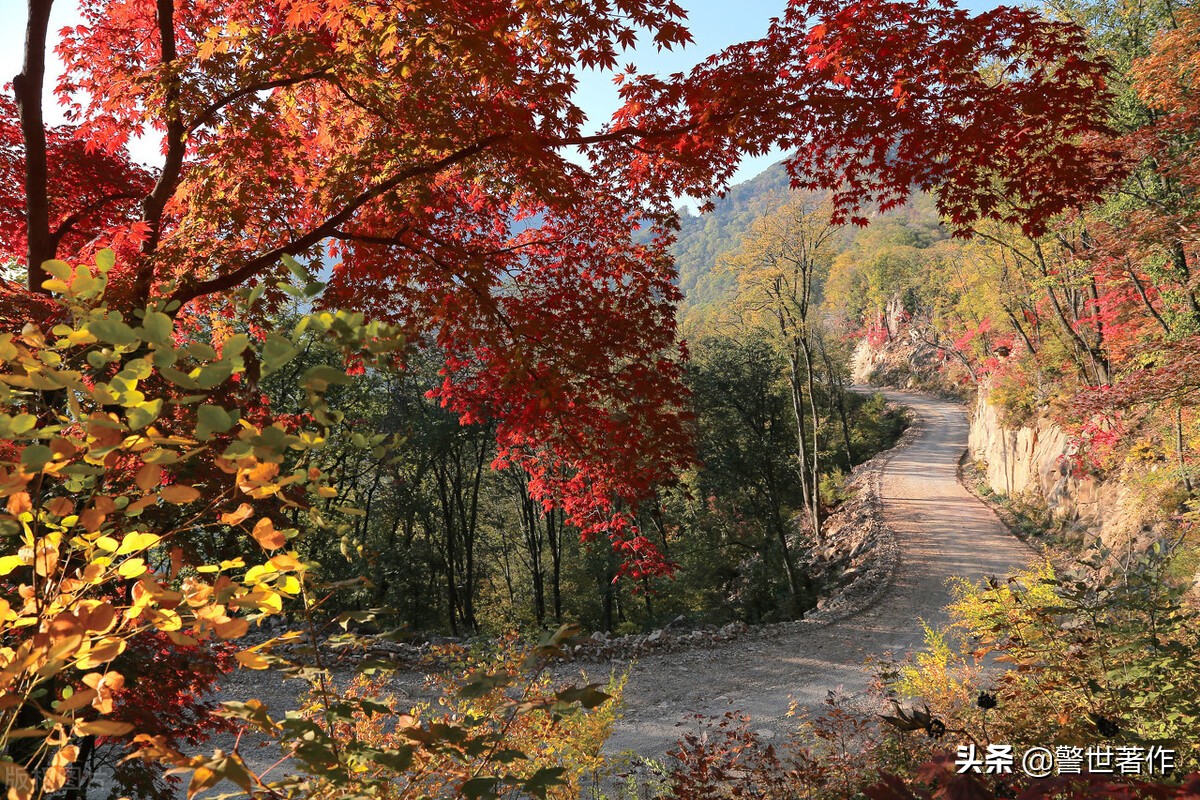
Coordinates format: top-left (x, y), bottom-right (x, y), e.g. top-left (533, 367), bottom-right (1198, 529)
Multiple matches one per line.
top-left (0, 0), bottom-right (1144, 795)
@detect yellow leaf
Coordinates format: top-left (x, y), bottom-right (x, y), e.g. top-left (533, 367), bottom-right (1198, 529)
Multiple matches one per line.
top-left (214, 617), bottom-right (249, 639)
top-left (75, 638), bottom-right (126, 669)
top-left (85, 603), bottom-right (117, 633)
top-left (5, 492), bottom-right (32, 516)
top-left (33, 544), bottom-right (58, 578)
top-left (167, 630), bottom-right (198, 646)
top-left (250, 518), bottom-right (285, 551)
top-left (0, 555), bottom-right (26, 575)
top-left (243, 564), bottom-right (275, 584)
top-left (115, 532), bottom-right (160, 556)
top-left (219, 503), bottom-right (253, 525)
top-left (160, 484), bottom-right (201, 504)
top-left (234, 651), bottom-right (270, 670)
top-left (135, 463), bottom-right (162, 492)
top-left (0, 760), bottom-right (32, 800)
top-left (73, 719), bottom-right (134, 736)
top-left (117, 559), bottom-right (146, 579)
top-left (269, 553), bottom-right (303, 571)
top-left (54, 688), bottom-right (98, 714)
top-left (47, 497), bottom-right (73, 517)
top-left (187, 766), bottom-right (220, 799)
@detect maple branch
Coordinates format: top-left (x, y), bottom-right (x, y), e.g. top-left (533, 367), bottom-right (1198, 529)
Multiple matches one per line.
top-left (326, 76), bottom-right (399, 126)
top-left (408, 226), bottom-right (571, 260)
top-left (170, 135), bottom-right (510, 305)
top-left (1126, 262), bottom-right (1172, 335)
top-left (137, 0), bottom-right (186, 302)
top-left (329, 227), bottom-right (413, 246)
top-left (14, 0), bottom-right (54, 293)
top-left (550, 121), bottom-right (712, 148)
top-left (48, 192), bottom-right (141, 250)
top-left (186, 68), bottom-right (335, 135)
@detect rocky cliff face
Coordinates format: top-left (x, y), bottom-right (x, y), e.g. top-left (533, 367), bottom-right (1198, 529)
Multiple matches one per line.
top-left (967, 389), bottom-right (1171, 550)
top-left (849, 331), bottom-right (963, 399)
top-left (851, 323), bottom-right (1177, 552)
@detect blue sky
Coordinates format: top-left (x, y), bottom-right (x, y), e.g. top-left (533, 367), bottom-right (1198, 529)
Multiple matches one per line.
top-left (1, 0), bottom-right (1002, 188)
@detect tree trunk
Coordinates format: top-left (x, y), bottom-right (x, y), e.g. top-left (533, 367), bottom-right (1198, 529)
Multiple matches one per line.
top-left (782, 349), bottom-right (811, 598)
top-left (800, 336), bottom-right (822, 541)
top-left (1177, 405), bottom-right (1193, 494)
top-left (821, 339), bottom-right (854, 469)
top-left (516, 478), bottom-right (546, 625)
top-left (16, 0), bottom-right (55, 291)
top-left (547, 509), bottom-right (563, 623)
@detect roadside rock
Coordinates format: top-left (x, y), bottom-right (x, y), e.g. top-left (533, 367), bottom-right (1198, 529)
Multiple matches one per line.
top-left (968, 385), bottom-right (1177, 553)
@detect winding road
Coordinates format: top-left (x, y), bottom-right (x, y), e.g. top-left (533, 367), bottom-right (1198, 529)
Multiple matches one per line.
top-left (197, 389), bottom-right (1033, 795)
top-left (604, 389), bottom-right (1034, 756)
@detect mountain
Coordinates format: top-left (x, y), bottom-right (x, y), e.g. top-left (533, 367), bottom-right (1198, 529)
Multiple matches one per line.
top-left (671, 161), bottom-right (792, 322)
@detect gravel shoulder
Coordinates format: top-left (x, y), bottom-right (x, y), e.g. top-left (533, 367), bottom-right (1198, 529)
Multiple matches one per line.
top-left (601, 389), bottom-right (1035, 756)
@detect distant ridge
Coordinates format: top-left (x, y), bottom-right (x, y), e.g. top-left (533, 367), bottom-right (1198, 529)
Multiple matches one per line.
top-left (672, 160), bottom-right (792, 316)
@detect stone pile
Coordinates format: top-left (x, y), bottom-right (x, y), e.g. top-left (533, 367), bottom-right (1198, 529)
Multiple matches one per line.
top-left (802, 413), bottom-right (915, 624)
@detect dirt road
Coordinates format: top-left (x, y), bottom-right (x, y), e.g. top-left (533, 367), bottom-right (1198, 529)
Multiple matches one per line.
top-left (603, 389), bottom-right (1034, 756)
top-left (194, 389), bottom-right (1030, 794)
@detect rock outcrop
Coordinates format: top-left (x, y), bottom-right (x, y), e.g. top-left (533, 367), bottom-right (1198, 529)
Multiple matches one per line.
top-left (967, 389), bottom-right (1174, 551)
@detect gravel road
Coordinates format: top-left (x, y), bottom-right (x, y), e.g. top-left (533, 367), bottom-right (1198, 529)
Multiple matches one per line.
top-left (602, 389), bottom-right (1035, 756)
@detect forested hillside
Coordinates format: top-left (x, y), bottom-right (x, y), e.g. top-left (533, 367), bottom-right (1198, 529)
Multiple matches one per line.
top-left (672, 162), bottom-right (792, 320)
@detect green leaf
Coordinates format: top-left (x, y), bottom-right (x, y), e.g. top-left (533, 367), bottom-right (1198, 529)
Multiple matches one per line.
top-left (262, 334), bottom-right (299, 376)
top-left (20, 444), bottom-right (53, 472)
top-left (462, 776), bottom-right (501, 800)
top-left (160, 367), bottom-right (199, 389)
top-left (369, 745), bottom-right (414, 773)
top-left (195, 360), bottom-right (234, 389)
top-left (42, 259), bottom-right (71, 280)
top-left (214, 700), bottom-right (276, 732)
top-left (140, 311), bottom-right (174, 345)
top-left (152, 347), bottom-right (179, 369)
top-left (95, 248), bottom-right (115, 273)
top-left (282, 254), bottom-right (310, 283)
top-left (223, 334), bottom-right (250, 356)
top-left (196, 404), bottom-right (233, 440)
top-left (88, 316), bottom-right (138, 346)
top-left (246, 282), bottom-right (266, 308)
top-left (554, 684), bottom-right (611, 710)
top-left (302, 365), bottom-right (352, 390)
top-left (277, 281), bottom-right (305, 298)
top-left (186, 342), bottom-right (218, 361)
top-left (127, 399), bottom-right (164, 430)
top-left (523, 768), bottom-right (567, 799)
top-left (459, 669), bottom-right (514, 699)
top-left (489, 748), bottom-right (529, 764)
